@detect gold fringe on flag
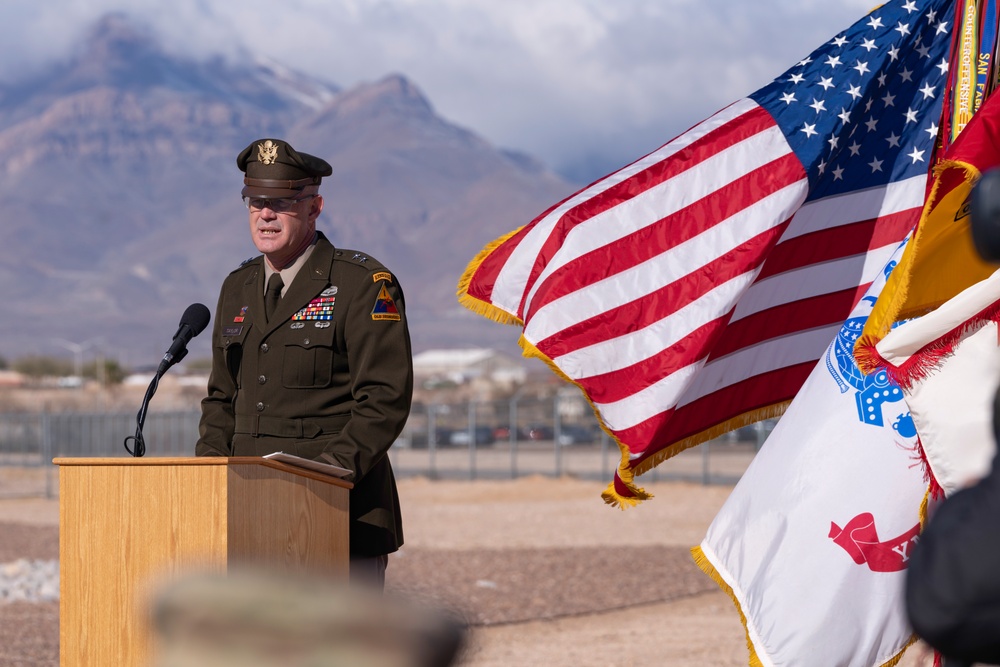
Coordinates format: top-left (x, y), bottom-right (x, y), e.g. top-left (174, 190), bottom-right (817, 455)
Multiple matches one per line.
top-left (455, 226), bottom-right (527, 327)
top-left (600, 402), bottom-right (790, 508)
top-left (457, 222), bottom-right (792, 509)
top-left (855, 159), bottom-right (982, 371)
top-left (691, 545), bottom-right (919, 667)
top-left (919, 486), bottom-right (932, 528)
top-left (513, 335), bottom-right (658, 507)
top-left (690, 545), bottom-right (767, 667)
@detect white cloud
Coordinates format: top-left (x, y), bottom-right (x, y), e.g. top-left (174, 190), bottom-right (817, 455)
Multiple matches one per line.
top-left (0, 0), bottom-right (881, 180)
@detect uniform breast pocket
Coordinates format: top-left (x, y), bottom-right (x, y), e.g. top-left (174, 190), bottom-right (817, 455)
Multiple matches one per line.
top-left (220, 327), bottom-right (250, 387)
top-left (281, 327), bottom-right (336, 388)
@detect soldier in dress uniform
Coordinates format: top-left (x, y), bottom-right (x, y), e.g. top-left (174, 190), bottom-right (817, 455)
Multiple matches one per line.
top-left (196, 138), bottom-right (413, 588)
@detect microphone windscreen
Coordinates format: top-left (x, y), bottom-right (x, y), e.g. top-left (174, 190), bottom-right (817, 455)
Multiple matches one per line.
top-left (179, 303), bottom-right (212, 337)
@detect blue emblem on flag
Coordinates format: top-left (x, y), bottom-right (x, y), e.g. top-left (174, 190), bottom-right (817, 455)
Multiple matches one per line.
top-left (826, 315), bottom-right (905, 428)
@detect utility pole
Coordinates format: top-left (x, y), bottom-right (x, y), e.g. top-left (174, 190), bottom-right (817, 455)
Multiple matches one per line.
top-left (52, 337), bottom-right (102, 385)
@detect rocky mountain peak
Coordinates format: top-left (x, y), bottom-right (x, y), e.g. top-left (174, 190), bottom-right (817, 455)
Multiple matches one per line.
top-left (0, 15), bottom-right (578, 363)
top-left (69, 13), bottom-right (185, 90)
top-left (314, 73), bottom-right (434, 122)
top-left (81, 13), bottom-right (153, 63)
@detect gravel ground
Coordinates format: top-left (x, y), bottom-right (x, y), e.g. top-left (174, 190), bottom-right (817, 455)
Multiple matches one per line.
top-left (388, 545), bottom-right (715, 626)
top-left (0, 523), bottom-right (59, 666)
top-left (0, 477), bottom-right (939, 667)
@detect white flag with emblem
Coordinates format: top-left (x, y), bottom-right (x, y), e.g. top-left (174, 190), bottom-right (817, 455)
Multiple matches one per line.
top-left (694, 241), bottom-right (931, 666)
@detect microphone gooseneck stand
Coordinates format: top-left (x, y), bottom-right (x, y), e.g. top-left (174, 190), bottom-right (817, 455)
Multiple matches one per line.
top-left (123, 303), bottom-right (210, 457)
top-left (123, 371), bottom-right (161, 457)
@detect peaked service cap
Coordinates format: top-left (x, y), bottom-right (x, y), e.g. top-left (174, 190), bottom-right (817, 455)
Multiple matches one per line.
top-left (237, 138), bottom-right (333, 198)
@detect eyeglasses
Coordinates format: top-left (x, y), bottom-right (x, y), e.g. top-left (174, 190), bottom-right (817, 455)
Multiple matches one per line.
top-left (242, 195), bottom-right (316, 212)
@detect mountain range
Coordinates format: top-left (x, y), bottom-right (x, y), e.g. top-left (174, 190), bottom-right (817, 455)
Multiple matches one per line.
top-left (0, 14), bottom-right (578, 368)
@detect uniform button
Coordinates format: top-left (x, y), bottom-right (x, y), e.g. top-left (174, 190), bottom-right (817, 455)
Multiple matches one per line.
top-left (258, 375), bottom-right (266, 384)
top-left (260, 343), bottom-right (269, 352)
top-left (303, 338), bottom-right (310, 345)
top-left (256, 402), bottom-right (265, 412)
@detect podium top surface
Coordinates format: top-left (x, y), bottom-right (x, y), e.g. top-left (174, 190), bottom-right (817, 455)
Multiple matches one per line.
top-left (52, 457), bottom-right (353, 489)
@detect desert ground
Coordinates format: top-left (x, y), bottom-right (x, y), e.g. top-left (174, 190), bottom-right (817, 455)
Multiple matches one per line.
top-left (0, 475), bottom-right (938, 666)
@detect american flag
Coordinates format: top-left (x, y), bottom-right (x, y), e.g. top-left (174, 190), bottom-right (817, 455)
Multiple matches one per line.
top-left (458, 0), bottom-right (955, 505)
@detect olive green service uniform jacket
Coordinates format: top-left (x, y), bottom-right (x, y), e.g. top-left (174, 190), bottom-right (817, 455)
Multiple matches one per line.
top-left (196, 232), bottom-right (413, 557)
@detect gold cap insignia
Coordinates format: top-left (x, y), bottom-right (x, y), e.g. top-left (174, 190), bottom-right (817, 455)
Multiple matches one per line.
top-left (257, 140), bottom-right (279, 165)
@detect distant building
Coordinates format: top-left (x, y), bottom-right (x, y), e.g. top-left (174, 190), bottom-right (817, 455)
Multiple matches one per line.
top-left (0, 370), bottom-right (25, 387)
top-left (412, 348), bottom-right (527, 387)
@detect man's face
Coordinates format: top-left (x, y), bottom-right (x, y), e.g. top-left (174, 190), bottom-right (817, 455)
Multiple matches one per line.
top-left (247, 192), bottom-right (324, 269)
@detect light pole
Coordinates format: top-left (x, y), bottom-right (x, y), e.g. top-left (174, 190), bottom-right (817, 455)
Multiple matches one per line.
top-left (52, 337), bottom-right (102, 383)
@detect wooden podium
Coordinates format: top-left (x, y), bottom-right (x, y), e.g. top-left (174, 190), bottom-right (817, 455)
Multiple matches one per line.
top-left (54, 457), bottom-right (352, 667)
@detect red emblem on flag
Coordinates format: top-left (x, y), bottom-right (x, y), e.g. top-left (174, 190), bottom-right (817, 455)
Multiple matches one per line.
top-left (829, 512), bottom-right (920, 573)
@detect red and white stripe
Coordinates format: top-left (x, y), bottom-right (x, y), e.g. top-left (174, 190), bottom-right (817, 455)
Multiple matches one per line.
top-left (464, 97), bottom-right (927, 468)
top-left (642, 176), bottom-right (926, 451)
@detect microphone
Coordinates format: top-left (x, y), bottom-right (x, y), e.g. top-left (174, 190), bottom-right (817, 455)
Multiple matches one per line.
top-left (157, 303), bottom-right (211, 376)
top-left (126, 303), bottom-right (211, 457)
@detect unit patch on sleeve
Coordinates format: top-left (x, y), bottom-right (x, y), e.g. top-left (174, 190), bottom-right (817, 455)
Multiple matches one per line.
top-left (372, 271), bottom-right (392, 283)
top-left (371, 284), bottom-right (401, 321)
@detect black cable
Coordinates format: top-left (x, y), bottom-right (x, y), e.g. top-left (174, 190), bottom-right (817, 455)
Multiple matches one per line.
top-left (124, 372), bottom-right (160, 457)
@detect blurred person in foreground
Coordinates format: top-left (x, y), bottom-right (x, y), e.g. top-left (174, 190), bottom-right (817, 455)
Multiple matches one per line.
top-left (905, 390), bottom-right (1000, 667)
top-left (153, 569), bottom-right (464, 667)
top-left (196, 138), bottom-right (413, 589)
top-left (905, 168), bottom-right (1000, 666)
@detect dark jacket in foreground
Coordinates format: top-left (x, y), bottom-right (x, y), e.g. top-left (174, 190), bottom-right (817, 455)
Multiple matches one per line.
top-left (906, 450), bottom-right (1000, 665)
top-left (196, 232), bottom-right (413, 557)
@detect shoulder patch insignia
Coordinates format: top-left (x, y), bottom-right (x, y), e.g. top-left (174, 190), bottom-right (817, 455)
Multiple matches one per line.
top-left (371, 284), bottom-right (401, 321)
top-left (372, 271), bottom-right (392, 283)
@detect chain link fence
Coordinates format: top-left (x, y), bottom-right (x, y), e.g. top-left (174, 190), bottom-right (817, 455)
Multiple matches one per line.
top-left (0, 400), bottom-right (773, 499)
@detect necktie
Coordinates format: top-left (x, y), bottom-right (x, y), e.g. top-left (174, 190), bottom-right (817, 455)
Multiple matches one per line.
top-left (264, 273), bottom-right (284, 322)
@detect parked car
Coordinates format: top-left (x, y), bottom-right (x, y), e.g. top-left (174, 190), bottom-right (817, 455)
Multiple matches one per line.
top-left (407, 428), bottom-right (454, 449)
top-left (526, 425), bottom-right (554, 441)
top-left (493, 425), bottom-right (539, 442)
top-left (448, 426), bottom-right (496, 447)
top-left (729, 423), bottom-right (767, 442)
top-left (557, 424), bottom-right (596, 446)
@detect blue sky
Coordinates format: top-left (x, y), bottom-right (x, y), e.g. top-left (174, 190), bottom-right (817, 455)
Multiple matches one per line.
top-left (3, 0), bottom-right (877, 182)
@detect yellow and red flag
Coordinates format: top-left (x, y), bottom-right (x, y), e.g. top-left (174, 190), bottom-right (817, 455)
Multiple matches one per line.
top-left (857, 89), bottom-right (1000, 366)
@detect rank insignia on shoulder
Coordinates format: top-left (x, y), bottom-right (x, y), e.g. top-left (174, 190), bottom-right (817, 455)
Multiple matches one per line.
top-left (371, 284), bottom-right (401, 321)
top-left (352, 253), bottom-right (368, 263)
top-left (372, 271), bottom-right (392, 283)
